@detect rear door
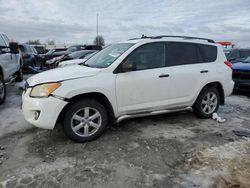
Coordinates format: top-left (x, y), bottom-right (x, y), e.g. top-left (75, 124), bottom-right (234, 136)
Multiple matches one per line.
top-left (165, 42), bottom-right (217, 107)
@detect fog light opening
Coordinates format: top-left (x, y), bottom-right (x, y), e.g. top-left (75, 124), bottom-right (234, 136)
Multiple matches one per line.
top-left (34, 111), bottom-right (40, 120)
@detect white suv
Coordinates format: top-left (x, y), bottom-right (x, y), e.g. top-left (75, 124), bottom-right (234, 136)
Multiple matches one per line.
top-left (22, 36), bottom-right (234, 142)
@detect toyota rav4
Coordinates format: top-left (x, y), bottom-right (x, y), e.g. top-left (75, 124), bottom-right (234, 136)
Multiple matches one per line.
top-left (22, 36), bottom-right (234, 142)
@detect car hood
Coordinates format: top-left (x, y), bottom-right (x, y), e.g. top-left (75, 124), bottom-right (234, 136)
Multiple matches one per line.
top-left (233, 62), bottom-right (250, 71)
top-left (27, 65), bottom-right (101, 86)
top-left (58, 59), bottom-right (86, 67)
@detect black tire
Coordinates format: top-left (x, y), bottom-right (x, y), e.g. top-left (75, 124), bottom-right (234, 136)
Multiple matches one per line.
top-left (0, 74), bottom-right (6, 105)
top-left (15, 67), bottom-right (23, 82)
top-left (62, 99), bottom-right (108, 142)
top-left (193, 87), bottom-right (220, 118)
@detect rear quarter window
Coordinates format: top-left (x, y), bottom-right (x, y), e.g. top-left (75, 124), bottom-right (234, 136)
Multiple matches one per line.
top-left (198, 44), bottom-right (217, 62)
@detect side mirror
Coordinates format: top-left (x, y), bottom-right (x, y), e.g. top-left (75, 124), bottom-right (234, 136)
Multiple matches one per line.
top-left (121, 61), bottom-right (136, 72)
top-left (9, 42), bottom-right (19, 54)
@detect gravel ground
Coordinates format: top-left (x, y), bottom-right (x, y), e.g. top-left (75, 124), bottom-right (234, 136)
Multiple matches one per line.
top-left (0, 76), bottom-right (250, 188)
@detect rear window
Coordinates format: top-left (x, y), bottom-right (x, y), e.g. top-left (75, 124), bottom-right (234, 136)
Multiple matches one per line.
top-left (166, 42), bottom-right (217, 66)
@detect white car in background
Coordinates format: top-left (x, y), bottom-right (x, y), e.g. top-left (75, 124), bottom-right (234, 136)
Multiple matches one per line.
top-left (22, 35), bottom-right (234, 142)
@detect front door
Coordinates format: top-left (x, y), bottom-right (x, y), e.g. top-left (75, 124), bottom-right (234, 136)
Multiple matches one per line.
top-left (115, 42), bottom-right (171, 114)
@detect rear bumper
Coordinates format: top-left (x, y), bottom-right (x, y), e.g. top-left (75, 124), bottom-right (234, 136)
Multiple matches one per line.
top-left (224, 80), bottom-right (235, 97)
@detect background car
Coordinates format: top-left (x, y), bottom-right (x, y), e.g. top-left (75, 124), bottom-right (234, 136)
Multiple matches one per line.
top-left (31, 45), bottom-right (48, 54)
top-left (19, 44), bottom-right (42, 71)
top-left (55, 50), bottom-right (97, 66)
top-left (233, 56), bottom-right (250, 91)
top-left (226, 48), bottom-right (250, 63)
top-left (58, 51), bottom-right (98, 68)
top-left (40, 48), bottom-right (67, 62)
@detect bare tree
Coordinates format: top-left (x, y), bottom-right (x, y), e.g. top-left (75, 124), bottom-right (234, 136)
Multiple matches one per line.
top-left (26, 39), bottom-right (41, 45)
top-left (46, 39), bottom-right (55, 45)
top-left (93, 35), bottom-right (105, 46)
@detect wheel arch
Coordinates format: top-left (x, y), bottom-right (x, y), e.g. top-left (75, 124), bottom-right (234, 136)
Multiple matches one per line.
top-left (197, 81), bottom-right (225, 105)
top-left (56, 92), bottom-right (115, 125)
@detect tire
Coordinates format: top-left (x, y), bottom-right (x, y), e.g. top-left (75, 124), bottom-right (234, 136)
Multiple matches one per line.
top-left (15, 67), bottom-right (23, 82)
top-left (193, 87), bottom-right (220, 118)
top-left (62, 99), bottom-right (108, 142)
top-left (0, 74), bottom-right (6, 105)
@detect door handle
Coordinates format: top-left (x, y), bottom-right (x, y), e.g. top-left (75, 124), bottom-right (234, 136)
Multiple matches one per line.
top-left (200, 70), bottom-right (208, 73)
top-left (158, 74), bottom-right (170, 78)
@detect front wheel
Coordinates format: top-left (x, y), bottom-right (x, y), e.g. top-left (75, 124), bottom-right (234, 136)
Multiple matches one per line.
top-left (62, 99), bottom-right (108, 142)
top-left (193, 87), bottom-right (220, 118)
top-left (15, 67), bottom-right (23, 82)
top-left (0, 75), bottom-right (6, 105)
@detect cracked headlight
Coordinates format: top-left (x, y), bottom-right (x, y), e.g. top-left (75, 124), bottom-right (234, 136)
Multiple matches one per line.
top-left (30, 83), bottom-right (61, 98)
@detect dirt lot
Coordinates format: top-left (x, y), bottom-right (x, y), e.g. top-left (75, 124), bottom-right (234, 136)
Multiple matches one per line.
top-left (0, 77), bottom-right (250, 188)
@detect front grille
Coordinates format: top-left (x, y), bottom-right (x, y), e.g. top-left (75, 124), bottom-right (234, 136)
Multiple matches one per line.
top-left (233, 70), bottom-right (250, 80)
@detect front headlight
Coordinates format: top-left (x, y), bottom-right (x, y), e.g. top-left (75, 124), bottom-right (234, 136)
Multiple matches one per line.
top-left (30, 83), bottom-right (61, 98)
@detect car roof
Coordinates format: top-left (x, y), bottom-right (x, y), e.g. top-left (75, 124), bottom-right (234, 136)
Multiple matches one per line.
top-left (119, 35), bottom-right (219, 45)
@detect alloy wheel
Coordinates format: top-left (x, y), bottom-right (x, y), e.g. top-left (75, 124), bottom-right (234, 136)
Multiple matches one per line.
top-left (71, 107), bottom-right (102, 137)
top-left (201, 92), bottom-right (218, 114)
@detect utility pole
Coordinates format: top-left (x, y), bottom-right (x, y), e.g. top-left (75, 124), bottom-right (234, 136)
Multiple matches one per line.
top-left (97, 13), bottom-right (99, 46)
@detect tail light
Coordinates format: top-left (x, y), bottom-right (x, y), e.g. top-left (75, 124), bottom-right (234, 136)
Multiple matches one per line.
top-left (224, 60), bottom-right (233, 69)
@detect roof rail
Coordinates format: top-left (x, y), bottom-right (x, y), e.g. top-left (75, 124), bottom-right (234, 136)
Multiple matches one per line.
top-left (128, 35), bottom-right (215, 43)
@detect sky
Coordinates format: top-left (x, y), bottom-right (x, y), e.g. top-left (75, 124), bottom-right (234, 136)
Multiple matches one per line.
top-left (0, 0), bottom-right (250, 47)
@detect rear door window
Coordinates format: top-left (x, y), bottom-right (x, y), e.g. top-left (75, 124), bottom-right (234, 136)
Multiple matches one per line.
top-left (166, 42), bottom-right (202, 66)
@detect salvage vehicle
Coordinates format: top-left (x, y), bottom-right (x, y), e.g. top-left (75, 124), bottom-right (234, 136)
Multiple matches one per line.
top-left (40, 48), bottom-right (67, 64)
top-left (226, 48), bottom-right (250, 63)
top-left (22, 35), bottom-right (234, 142)
top-left (58, 51), bottom-right (98, 68)
top-left (46, 50), bottom-right (97, 68)
top-left (19, 44), bottom-right (42, 71)
top-left (233, 56), bottom-right (250, 91)
top-left (0, 33), bottom-right (23, 105)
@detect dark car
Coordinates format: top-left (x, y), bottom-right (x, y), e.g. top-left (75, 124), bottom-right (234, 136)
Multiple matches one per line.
top-left (232, 56), bottom-right (250, 91)
top-left (55, 50), bottom-right (97, 65)
top-left (226, 48), bottom-right (250, 63)
top-left (67, 45), bottom-right (102, 53)
top-left (19, 44), bottom-right (42, 70)
top-left (47, 50), bottom-right (97, 67)
top-left (31, 45), bottom-right (48, 54)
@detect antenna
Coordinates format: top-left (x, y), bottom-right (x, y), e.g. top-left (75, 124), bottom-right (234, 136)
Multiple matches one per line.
top-left (96, 13), bottom-right (99, 46)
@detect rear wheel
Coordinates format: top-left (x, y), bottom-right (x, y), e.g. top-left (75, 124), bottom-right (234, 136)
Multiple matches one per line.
top-left (62, 99), bottom-right (108, 142)
top-left (0, 74), bottom-right (6, 105)
top-left (193, 87), bottom-right (220, 118)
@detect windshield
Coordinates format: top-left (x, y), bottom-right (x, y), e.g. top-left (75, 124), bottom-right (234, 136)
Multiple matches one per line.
top-left (84, 43), bottom-right (134, 68)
